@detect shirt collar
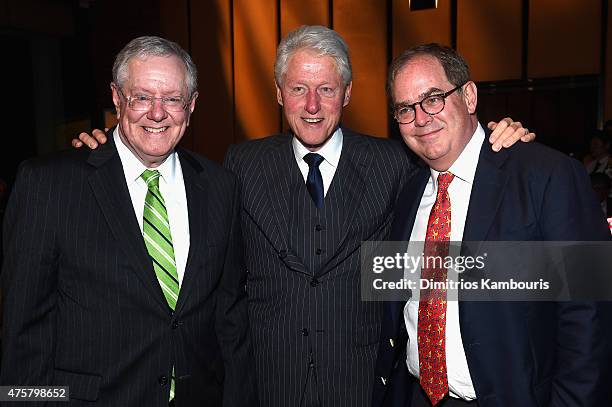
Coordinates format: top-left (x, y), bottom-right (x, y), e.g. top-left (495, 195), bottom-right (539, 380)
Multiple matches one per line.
top-left (430, 122), bottom-right (485, 186)
top-left (113, 127), bottom-right (178, 187)
top-left (292, 127), bottom-right (343, 168)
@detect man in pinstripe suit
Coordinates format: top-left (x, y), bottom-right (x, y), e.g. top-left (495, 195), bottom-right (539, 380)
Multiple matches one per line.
top-left (72, 27), bottom-right (531, 407)
top-left (1, 36), bottom-right (256, 406)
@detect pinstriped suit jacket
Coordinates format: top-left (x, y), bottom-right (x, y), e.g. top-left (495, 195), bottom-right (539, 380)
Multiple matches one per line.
top-left (224, 129), bottom-right (414, 407)
top-left (0, 139), bottom-right (257, 406)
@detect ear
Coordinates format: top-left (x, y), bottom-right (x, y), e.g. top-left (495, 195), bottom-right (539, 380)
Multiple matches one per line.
top-left (462, 81), bottom-right (477, 114)
top-left (185, 91), bottom-right (199, 126)
top-left (342, 81), bottom-right (353, 107)
top-left (110, 83), bottom-right (122, 118)
top-left (275, 80), bottom-right (284, 106)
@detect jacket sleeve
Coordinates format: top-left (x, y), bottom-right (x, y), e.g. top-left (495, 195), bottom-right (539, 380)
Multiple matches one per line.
top-left (540, 157), bottom-right (612, 406)
top-left (0, 161), bottom-right (59, 397)
top-left (214, 174), bottom-right (258, 407)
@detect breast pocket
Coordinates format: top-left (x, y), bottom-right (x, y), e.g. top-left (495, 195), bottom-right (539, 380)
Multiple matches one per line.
top-left (53, 369), bottom-right (102, 401)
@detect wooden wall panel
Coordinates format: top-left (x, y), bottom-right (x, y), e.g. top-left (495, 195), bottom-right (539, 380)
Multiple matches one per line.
top-left (528, 0), bottom-right (601, 78)
top-left (188, 0), bottom-right (234, 161)
top-left (234, 0), bottom-right (280, 141)
top-left (392, 0), bottom-right (452, 59)
top-left (161, 0), bottom-right (607, 160)
top-left (335, 0), bottom-right (388, 137)
top-left (457, 0), bottom-right (522, 82)
top-left (281, 0), bottom-right (329, 37)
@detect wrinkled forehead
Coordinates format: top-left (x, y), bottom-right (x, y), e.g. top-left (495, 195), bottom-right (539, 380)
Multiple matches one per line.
top-left (124, 55), bottom-right (188, 90)
top-left (284, 49), bottom-right (343, 81)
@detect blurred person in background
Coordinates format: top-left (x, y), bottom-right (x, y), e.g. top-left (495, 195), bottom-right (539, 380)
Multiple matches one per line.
top-left (583, 130), bottom-right (612, 177)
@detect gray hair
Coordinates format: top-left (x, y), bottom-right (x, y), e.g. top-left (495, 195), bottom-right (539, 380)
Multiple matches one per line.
top-left (274, 25), bottom-right (352, 86)
top-left (112, 36), bottom-right (198, 97)
top-left (388, 43), bottom-right (470, 103)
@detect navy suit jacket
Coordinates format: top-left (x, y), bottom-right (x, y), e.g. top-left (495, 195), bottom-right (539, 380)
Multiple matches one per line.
top-left (373, 129), bottom-right (611, 407)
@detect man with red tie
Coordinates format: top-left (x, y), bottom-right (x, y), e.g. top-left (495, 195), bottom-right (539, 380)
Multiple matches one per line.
top-left (373, 44), bottom-right (611, 407)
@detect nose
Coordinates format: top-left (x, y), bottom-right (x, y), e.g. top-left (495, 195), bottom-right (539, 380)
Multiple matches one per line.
top-left (304, 90), bottom-right (321, 115)
top-left (147, 99), bottom-right (168, 121)
top-left (413, 104), bottom-right (432, 127)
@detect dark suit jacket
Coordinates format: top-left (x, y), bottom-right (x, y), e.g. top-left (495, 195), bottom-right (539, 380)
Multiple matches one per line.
top-left (224, 129), bottom-right (414, 407)
top-left (0, 138), bottom-right (256, 406)
top-left (373, 131), bottom-right (612, 407)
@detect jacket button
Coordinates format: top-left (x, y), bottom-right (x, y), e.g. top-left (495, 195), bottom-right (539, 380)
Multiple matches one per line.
top-left (171, 320), bottom-right (179, 329)
top-left (315, 248), bottom-right (322, 255)
top-left (315, 224), bottom-right (322, 231)
top-left (158, 375), bottom-right (168, 385)
top-left (310, 278), bottom-right (319, 287)
top-left (302, 328), bottom-right (309, 336)
top-left (279, 250), bottom-right (287, 259)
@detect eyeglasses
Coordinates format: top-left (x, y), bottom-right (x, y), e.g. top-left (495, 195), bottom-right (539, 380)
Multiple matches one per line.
top-left (393, 83), bottom-right (465, 124)
top-left (117, 87), bottom-right (189, 112)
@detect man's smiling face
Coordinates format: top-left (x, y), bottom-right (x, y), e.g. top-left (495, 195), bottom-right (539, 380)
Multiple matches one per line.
top-left (112, 55), bottom-right (197, 167)
top-left (392, 55), bottom-right (477, 171)
top-left (276, 49), bottom-right (352, 151)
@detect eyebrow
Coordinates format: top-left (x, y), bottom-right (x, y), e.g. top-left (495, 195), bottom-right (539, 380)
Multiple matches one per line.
top-left (130, 88), bottom-right (184, 97)
top-left (396, 87), bottom-right (445, 106)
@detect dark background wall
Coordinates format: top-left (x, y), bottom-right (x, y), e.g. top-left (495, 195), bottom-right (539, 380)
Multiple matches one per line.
top-left (1, 0), bottom-right (610, 188)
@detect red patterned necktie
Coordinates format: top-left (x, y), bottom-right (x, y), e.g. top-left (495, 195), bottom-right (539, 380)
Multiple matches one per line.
top-left (418, 172), bottom-right (454, 406)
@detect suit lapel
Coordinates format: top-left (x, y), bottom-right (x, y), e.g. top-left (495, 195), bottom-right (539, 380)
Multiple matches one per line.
top-left (173, 149), bottom-right (208, 313)
top-left (262, 135), bottom-right (308, 275)
top-left (317, 130), bottom-right (369, 275)
top-left (331, 130), bottom-right (369, 244)
top-left (386, 165), bottom-right (429, 332)
top-left (87, 139), bottom-right (169, 311)
top-left (391, 164), bottom-right (430, 241)
top-left (459, 137), bottom-right (510, 382)
top-left (462, 141), bottom-right (509, 242)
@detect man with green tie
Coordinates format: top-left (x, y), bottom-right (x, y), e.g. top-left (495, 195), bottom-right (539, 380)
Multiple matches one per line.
top-left (0, 36), bottom-right (256, 406)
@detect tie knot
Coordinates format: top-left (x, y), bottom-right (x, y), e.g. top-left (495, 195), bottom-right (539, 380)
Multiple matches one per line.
top-left (304, 153), bottom-right (324, 168)
top-left (436, 172), bottom-right (454, 192)
top-left (141, 169), bottom-right (161, 188)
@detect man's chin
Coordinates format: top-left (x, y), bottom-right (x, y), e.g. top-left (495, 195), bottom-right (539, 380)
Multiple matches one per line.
top-left (293, 130), bottom-right (334, 151)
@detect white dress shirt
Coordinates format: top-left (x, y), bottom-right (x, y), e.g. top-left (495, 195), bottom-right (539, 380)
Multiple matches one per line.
top-left (114, 128), bottom-right (190, 286)
top-left (404, 123), bottom-right (486, 401)
top-left (292, 128), bottom-right (343, 196)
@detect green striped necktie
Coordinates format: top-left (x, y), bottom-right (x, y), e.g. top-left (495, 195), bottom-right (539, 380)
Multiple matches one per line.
top-left (141, 169), bottom-right (178, 400)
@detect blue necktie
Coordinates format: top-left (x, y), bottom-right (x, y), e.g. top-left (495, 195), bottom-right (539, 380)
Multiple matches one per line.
top-left (304, 153), bottom-right (325, 209)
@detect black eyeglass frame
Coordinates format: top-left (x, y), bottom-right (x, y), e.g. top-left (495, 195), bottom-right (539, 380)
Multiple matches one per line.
top-left (393, 82), bottom-right (466, 124)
